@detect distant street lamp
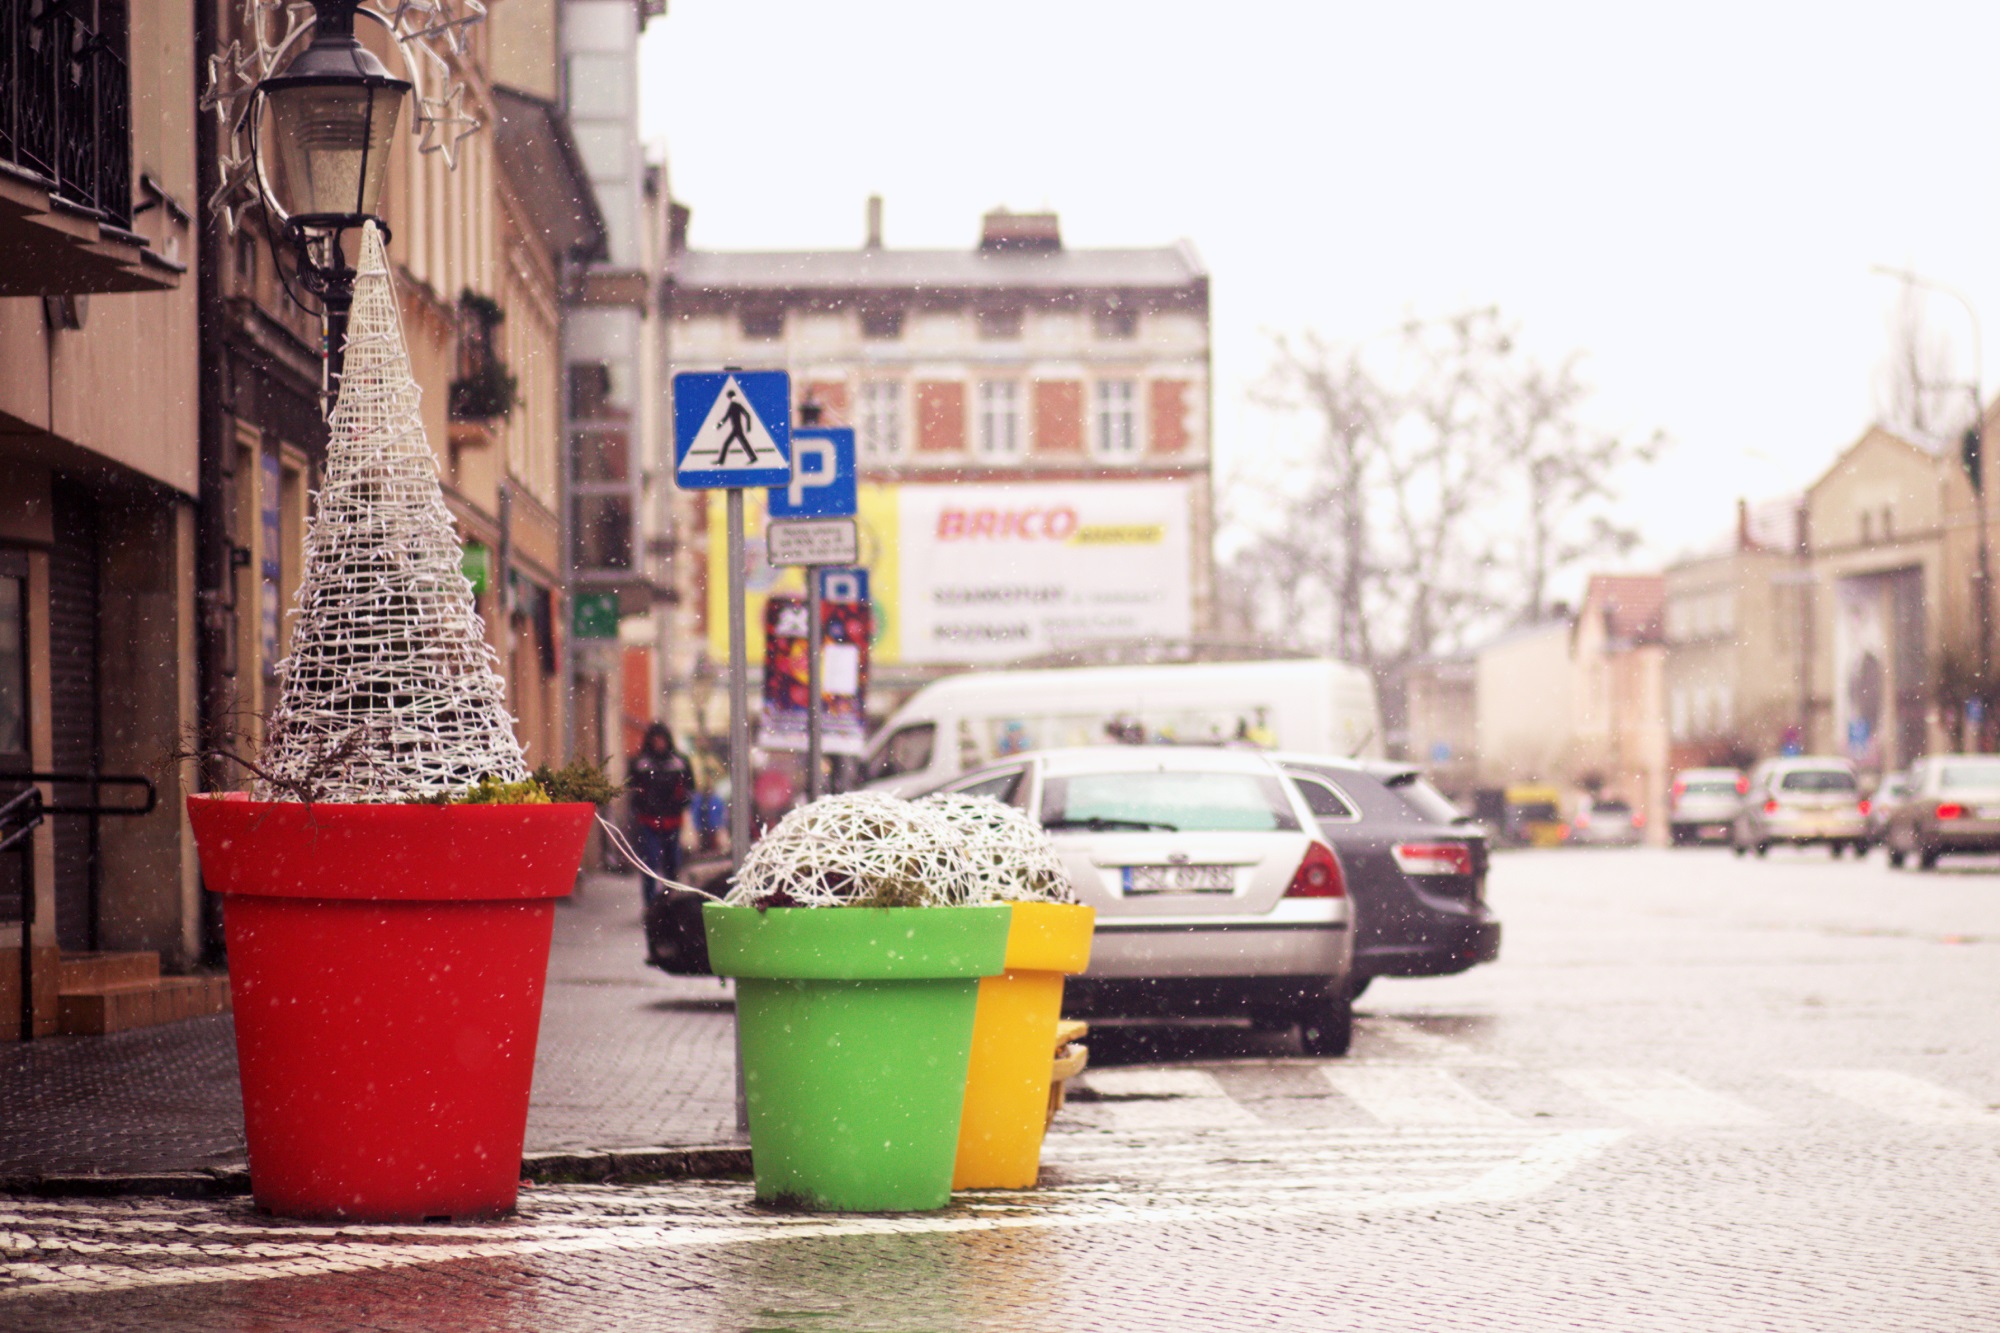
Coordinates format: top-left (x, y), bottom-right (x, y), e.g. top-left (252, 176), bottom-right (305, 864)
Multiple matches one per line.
top-left (1871, 265), bottom-right (1992, 749)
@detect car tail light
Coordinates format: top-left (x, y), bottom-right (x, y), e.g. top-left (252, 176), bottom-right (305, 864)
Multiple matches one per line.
top-left (1672, 780), bottom-right (1686, 799)
top-left (1392, 842), bottom-right (1475, 876)
top-left (1285, 841), bottom-right (1345, 898)
top-left (1632, 811), bottom-right (1646, 828)
top-left (1937, 802), bottom-right (1965, 821)
top-left (1764, 799), bottom-right (1779, 814)
top-left (1737, 776), bottom-right (1750, 795)
top-left (1857, 799), bottom-right (1871, 817)
top-left (1574, 812), bottom-right (1591, 829)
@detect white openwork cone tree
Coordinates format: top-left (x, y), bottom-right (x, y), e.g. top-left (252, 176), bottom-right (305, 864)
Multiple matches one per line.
top-left (257, 222), bottom-right (528, 803)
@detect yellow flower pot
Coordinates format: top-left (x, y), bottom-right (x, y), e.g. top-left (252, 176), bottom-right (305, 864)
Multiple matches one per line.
top-left (953, 901), bottom-right (1096, 1189)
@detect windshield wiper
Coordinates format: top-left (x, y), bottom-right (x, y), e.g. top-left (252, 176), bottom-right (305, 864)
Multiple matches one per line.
top-left (1043, 816), bottom-right (1179, 832)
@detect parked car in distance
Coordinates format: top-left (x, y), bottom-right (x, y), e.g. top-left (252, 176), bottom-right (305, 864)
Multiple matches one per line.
top-left (1866, 770), bottom-right (1913, 850)
top-left (1500, 783), bottom-right (1569, 848)
top-left (932, 747), bottom-right (1357, 1055)
top-left (1270, 754), bottom-right (1500, 1000)
top-left (1732, 757), bottom-right (1869, 857)
top-left (1669, 768), bottom-right (1746, 845)
top-left (1882, 754), bottom-right (2000, 870)
top-left (1571, 798), bottom-right (1644, 846)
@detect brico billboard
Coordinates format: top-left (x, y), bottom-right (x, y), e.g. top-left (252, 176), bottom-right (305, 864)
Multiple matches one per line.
top-left (707, 479), bottom-right (1194, 666)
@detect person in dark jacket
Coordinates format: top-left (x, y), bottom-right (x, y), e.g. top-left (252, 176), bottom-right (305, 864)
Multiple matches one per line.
top-left (628, 723), bottom-right (692, 904)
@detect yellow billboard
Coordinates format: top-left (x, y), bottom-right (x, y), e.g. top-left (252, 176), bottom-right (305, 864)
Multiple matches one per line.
top-left (707, 479), bottom-right (1194, 668)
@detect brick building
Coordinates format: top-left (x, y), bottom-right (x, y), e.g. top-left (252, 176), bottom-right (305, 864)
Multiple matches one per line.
top-left (661, 203), bottom-right (1215, 727)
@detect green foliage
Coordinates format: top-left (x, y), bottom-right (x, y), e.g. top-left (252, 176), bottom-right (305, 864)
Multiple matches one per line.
top-left (457, 775), bottom-right (550, 805)
top-left (532, 759), bottom-right (624, 806)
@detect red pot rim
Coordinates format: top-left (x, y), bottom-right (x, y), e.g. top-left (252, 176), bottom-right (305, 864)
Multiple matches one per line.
top-left (188, 792), bottom-right (594, 902)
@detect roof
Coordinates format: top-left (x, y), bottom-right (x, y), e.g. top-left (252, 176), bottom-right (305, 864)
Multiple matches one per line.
top-left (670, 241), bottom-right (1207, 295)
top-left (1582, 574), bottom-right (1665, 644)
top-left (490, 86), bottom-right (607, 263)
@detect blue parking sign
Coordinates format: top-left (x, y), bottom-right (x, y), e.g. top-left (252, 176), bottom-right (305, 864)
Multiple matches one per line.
top-left (769, 427), bottom-right (857, 519)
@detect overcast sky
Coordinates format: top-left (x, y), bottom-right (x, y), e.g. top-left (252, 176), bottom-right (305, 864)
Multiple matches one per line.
top-left (641, 2), bottom-right (2000, 575)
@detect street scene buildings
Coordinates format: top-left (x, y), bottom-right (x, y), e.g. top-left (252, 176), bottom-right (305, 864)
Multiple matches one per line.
top-left (2, 4), bottom-right (2000, 1328)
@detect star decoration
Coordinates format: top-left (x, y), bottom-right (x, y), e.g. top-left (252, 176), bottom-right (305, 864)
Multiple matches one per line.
top-left (415, 81), bottom-right (480, 169)
top-left (204, 0), bottom-right (488, 225)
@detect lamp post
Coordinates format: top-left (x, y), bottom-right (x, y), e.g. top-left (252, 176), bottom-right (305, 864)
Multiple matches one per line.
top-left (1871, 266), bottom-right (1992, 750)
top-left (249, 0), bottom-right (410, 409)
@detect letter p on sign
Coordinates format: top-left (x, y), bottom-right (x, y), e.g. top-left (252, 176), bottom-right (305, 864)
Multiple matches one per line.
top-left (768, 427), bottom-right (857, 520)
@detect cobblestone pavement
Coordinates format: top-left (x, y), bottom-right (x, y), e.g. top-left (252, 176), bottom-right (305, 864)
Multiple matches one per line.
top-left (5, 847), bottom-right (2000, 1330)
top-left (0, 875), bottom-right (739, 1176)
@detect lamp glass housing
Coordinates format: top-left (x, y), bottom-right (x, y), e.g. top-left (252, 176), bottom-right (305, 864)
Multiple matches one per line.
top-left (267, 78), bottom-right (403, 224)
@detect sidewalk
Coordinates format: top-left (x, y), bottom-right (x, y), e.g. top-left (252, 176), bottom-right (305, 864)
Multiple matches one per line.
top-left (0, 874), bottom-right (742, 1183)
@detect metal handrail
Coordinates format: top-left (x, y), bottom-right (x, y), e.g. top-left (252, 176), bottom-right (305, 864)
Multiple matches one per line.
top-left (1, 771), bottom-right (160, 1040)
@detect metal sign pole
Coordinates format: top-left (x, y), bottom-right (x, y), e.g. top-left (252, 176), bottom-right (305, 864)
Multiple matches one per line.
top-left (806, 571), bottom-right (824, 801)
top-left (726, 486), bottom-right (751, 867)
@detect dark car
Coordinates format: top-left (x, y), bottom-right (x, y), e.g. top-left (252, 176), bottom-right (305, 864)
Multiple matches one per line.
top-left (643, 856), bottom-right (729, 975)
top-left (1270, 753), bottom-right (1501, 998)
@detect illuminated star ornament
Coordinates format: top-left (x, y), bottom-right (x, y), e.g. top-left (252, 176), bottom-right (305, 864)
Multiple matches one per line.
top-left (203, 0), bottom-right (488, 224)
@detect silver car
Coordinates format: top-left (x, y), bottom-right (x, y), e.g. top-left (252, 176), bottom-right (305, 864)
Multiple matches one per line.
top-left (935, 747), bottom-right (1356, 1055)
top-left (1669, 768), bottom-right (1745, 845)
top-left (1732, 757), bottom-right (1869, 857)
top-left (1883, 755), bottom-right (2000, 870)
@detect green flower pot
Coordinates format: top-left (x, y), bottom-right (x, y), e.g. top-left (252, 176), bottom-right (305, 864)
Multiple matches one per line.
top-left (703, 903), bottom-right (1011, 1212)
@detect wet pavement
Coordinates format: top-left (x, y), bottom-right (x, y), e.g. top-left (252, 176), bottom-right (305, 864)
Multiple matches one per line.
top-left (5, 846), bottom-right (2000, 1330)
top-left (0, 875), bottom-right (741, 1177)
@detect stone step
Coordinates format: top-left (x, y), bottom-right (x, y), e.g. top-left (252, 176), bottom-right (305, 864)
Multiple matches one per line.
top-left (56, 975), bottom-right (231, 1036)
top-left (58, 950), bottom-right (161, 991)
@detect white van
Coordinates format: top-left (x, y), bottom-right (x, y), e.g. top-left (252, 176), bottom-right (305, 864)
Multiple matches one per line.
top-left (859, 659), bottom-right (1383, 795)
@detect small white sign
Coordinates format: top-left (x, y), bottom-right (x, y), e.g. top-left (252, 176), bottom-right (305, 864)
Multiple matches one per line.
top-left (768, 518), bottom-right (860, 567)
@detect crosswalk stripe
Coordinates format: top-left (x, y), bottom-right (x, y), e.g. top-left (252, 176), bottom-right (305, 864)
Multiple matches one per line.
top-left (1083, 1069), bottom-right (1233, 1099)
top-left (1785, 1069), bottom-right (1998, 1125)
top-left (1321, 1066), bottom-right (1520, 1127)
top-left (1079, 1067), bottom-right (1261, 1130)
top-left (1354, 1017), bottom-right (1507, 1065)
top-left (1553, 1068), bottom-right (1769, 1126)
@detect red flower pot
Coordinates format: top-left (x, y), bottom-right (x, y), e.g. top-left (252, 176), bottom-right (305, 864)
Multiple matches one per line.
top-left (187, 794), bottom-right (591, 1222)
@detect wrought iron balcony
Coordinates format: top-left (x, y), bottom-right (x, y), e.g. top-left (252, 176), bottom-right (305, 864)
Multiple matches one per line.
top-left (1, 0), bottom-right (131, 228)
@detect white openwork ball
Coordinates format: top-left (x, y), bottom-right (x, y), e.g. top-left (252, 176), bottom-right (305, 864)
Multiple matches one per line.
top-left (727, 792), bottom-right (980, 908)
top-left (920, 793), bottom-right (1075, 904)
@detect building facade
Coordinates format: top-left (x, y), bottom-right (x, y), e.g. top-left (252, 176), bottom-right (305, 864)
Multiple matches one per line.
top-left (2, 0), bottom-right (202, 1033)
top-left (662, 204), bottom-right (1215, 737)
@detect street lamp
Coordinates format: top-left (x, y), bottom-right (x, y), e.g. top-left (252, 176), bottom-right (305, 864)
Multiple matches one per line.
top-left (250, 0), bottom-right (411, 404)
top-left (1871, 265), bottom-right (1992, 750)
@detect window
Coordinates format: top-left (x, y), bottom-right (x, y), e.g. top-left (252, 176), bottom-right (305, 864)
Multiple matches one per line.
top-left (739, 307), bottom-right (783, 340)
top-left (976, 306), bottom-right (1023, 340)
top-left (1093, 380), bottom-right (1139, 457)
top-left (865, 723), bottom-right (936, 782)
top-left (1285, 773), bottom-right (1358, 821)
top-left (860, 306), bottom-right (904, 340)
top-left (1094, 307), bottom-right (1138, 339)
top-left (858, 381), bottom-right (904, 460)
top-left (1779, 768), bottom-right (1857, 793)
top-left (976, 381), bottom-right (1024, 459)
top-left (1040, 771), bottom-right (1302, 833)
top-left (953, 767), bottom-right (1026, 807)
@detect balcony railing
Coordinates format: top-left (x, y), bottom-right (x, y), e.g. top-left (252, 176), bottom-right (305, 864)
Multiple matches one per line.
top-left (0, 0), bottom-right (132, 230)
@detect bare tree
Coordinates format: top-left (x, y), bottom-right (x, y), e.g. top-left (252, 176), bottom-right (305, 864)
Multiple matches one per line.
top-left (1875, 282), bottom-right (1972, 444)
top-left (1233, 308), bottom-right (1663, 675)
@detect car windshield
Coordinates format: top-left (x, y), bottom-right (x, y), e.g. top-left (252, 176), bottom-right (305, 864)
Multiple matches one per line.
top-left (1681, 781), bottom-right (1738, 797)
top-left (1510, 802), bottom-right (1560, 822)
top-left (1778, 769), bottom-right (1856, 793)
top-left (1592, 801), bottom-right (1632, 815)
top-left (1939, 761), bottom-right (2000, 793)
top-left (1040, 770), bottom-right (1302, 833)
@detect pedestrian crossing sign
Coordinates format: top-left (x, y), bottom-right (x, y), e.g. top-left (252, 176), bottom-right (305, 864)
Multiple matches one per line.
top-left (672, 370), bottom-right (792, 489)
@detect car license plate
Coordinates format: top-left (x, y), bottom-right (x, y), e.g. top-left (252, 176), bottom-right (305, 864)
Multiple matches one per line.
top-left (1123, 864), bottom-right (1234, 894)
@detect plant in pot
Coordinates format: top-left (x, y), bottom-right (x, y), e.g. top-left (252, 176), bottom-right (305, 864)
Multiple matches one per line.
top-left (922, 793), bottom-right (1095, 1190)
top-left (702, 792), bottom-right (1009, 1212)
top-left (185, 224), bottom-right (595, 1223)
